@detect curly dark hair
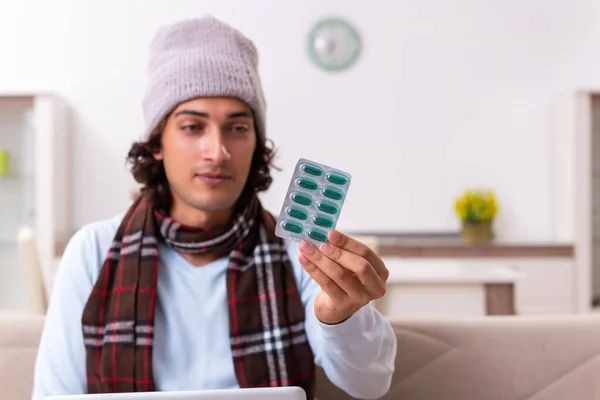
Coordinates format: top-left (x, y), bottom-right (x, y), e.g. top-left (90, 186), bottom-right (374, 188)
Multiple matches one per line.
top-left (126, 116), bottom-right (278, 212)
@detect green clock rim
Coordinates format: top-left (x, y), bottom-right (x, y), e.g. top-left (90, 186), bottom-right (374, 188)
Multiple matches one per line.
top-left (307, 17), bottom-right (361, 72)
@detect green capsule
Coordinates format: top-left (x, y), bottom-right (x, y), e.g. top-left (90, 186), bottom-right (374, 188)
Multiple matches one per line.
top-left (321, 186), bottom-right (343, 201)
top-left (296, 177), bottom-right (318, 191)
top-left (307, 228), bottom-right (328, 242)
top-left (301, 164), bottom-right (323, 177)
top-left (312, 215), bottom-right (333, 228)
top-left (326, 172), bottom-right (348, 186)
top-left (290, 192), bottom-right (312, 206)
top-left (286, 206), bottom-right (308, 221)
top-left (316, 200), bottom-right (338, 215)
top-left (281, 220), bottom-right (303, 234)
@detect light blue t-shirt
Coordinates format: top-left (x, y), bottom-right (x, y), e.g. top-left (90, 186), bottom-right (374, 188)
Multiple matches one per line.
top-left (32, 214), bottom-right (397, 400)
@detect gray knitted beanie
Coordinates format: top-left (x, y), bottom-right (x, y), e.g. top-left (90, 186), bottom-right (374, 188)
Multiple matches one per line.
top-left (141, 16), bottom-right (267, 141)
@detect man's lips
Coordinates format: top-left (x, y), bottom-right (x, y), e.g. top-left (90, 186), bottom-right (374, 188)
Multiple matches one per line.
top-left (194, 172), bottom-right (232, 184)
top-left (197, 173), bottom-right (230, 179)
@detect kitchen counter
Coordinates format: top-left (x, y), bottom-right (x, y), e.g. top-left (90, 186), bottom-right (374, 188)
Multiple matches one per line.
top-left (377, 240), bottom-right (573, 258)
top-left (348, 233), bottom-right (574, 258)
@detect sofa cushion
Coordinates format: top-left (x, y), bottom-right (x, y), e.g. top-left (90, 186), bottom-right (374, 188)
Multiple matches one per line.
top-left (316, 315), bottom-right (600, 400)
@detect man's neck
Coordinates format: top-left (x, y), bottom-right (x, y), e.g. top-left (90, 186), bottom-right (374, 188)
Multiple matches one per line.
top-left (169, 202), bottom-right (234, 267)
top-left (170, 203), bottom-right (233, 231)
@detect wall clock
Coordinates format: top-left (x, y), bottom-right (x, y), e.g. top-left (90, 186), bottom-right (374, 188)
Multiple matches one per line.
top-left (307, 17), bottom-right (361, 72)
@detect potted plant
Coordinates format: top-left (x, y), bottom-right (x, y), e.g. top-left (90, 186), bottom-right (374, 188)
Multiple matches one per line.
top-left (454, 189), bottom-right (499, 243)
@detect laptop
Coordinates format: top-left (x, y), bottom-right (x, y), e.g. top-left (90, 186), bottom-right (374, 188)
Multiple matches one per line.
top-left (45, 387), bottom-right (306, 400)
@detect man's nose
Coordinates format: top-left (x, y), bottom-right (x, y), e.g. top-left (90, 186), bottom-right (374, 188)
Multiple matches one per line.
top-left (200, 130), bottom-right (231, 163)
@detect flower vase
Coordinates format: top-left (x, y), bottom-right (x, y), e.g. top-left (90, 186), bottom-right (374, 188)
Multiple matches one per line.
top-left (461, 220), bottom-right (493, 243)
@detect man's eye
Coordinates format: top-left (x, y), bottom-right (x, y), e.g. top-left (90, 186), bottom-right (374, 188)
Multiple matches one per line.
top-left (231, 124), bottom-right (249, 133)
top-left (182, 124), bottom-right (203, 132)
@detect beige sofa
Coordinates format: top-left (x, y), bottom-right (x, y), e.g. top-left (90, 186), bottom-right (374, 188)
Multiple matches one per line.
top-left (3, 313), bottom-right (600, 400)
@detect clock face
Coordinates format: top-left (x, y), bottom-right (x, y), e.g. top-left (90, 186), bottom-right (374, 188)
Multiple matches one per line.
top-left (307, 18), bottom-right (361, 72)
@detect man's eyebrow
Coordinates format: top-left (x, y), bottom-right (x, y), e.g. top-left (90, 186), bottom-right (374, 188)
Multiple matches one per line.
top-left (226, 111), bottom-right (253, 119)
top-left (174, 110), bottom-right (209, 118)
top-left (173, 110), bottom-right (254, 119)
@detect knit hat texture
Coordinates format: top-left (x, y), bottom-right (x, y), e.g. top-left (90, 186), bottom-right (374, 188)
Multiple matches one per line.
top-left (141, 16), bottom-right (267, 141)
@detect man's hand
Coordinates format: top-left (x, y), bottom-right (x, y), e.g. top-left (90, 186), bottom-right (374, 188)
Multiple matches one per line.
top-left (298, 230), bottom-right (389, 325)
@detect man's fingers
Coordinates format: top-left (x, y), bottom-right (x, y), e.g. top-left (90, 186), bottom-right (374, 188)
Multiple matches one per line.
top-left (299, 242), bottom-right (371, 304)
top-left (298, 254), bottom-right (346, 303)
top-left (318, 242), bottom-right (386, 299)
top-left (328, 230), bottom-right (390, 281)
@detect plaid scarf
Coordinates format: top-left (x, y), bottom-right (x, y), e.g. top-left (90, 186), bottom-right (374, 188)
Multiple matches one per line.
top-left (81, 195), bottom-right (316, 398)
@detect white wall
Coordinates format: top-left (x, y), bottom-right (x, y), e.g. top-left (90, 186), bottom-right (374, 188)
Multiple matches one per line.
top-left (0, 0), bottom-right (599, 240)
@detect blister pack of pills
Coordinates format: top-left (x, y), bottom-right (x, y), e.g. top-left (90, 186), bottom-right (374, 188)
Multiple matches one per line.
top-left (274, 158), bottom-right (352, 246)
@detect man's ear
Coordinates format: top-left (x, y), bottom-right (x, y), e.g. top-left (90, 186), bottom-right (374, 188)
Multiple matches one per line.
top-left (153, 150), bottom-right (164, 161)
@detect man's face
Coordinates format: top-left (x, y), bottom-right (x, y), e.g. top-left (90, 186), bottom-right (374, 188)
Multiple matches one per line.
top-left (154, 97), bottom-right (257, 213)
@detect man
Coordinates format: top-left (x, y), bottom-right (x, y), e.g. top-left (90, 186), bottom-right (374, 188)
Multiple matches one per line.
top-left (32, 16), bottom-right (397, 400)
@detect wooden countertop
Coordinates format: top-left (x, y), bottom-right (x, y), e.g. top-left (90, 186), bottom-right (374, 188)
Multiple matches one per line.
top-left (377, 241), bottom-right (573, 258)
top-left (55, 234), bottom-right (575, 259)
top-left (350, 233), bottom-right (574, 258)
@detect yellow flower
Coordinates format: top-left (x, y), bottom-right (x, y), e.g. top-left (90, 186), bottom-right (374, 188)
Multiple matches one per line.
top-left (454, 189), bottom-right (499, 222)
